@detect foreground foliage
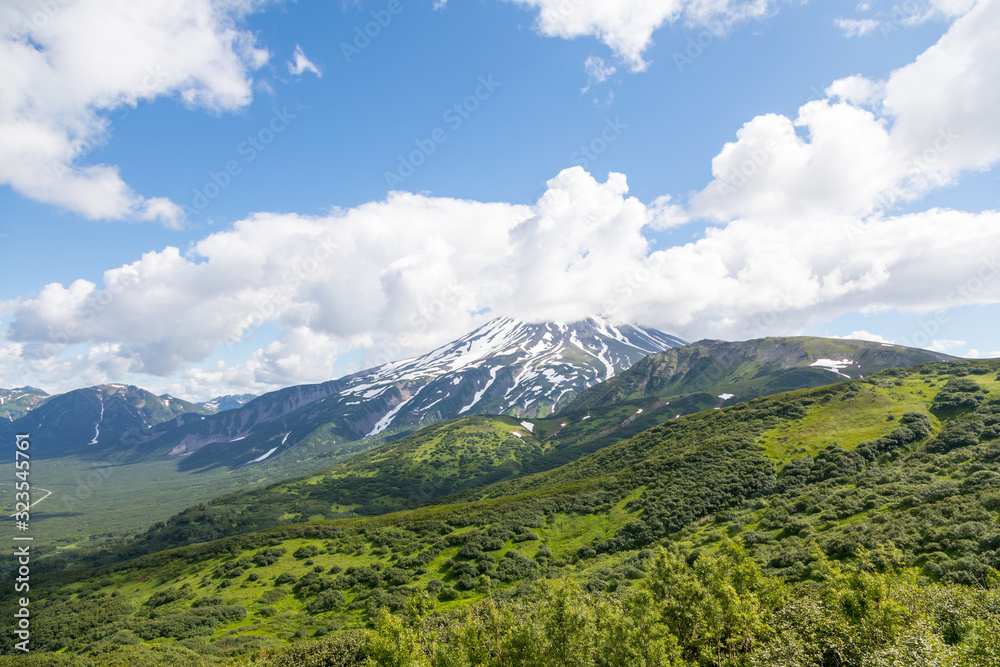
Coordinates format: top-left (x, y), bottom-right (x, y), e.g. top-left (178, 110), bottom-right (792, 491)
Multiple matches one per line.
top-left (237, 542), bottom-right (1000, 667)
top-left (5, 543), bottom-right (996, 666)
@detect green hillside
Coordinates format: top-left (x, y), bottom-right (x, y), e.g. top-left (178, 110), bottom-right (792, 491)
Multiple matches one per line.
top-left (4, 358), bottom-right (1000, 664)
top-left (68, 395), bottom-right (719, 566)
top-left (61, 337), bottom-right (951, 566)
top-left (567, 336), bottom-right (954, 411)
top-left (0, 337), bottom-right (948, 560)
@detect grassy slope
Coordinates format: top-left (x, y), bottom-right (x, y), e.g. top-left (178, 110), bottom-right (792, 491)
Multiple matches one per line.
top-left (5, 359), bottom-right (1000, 663)
top-left (76, 400), bottom-right (717, 566)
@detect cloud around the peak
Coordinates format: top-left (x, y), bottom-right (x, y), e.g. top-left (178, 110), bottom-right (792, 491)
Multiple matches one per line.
top-left (0, 0), bottom-right (274, 226)
top-left (6, 161), bottom-right (1000, 398)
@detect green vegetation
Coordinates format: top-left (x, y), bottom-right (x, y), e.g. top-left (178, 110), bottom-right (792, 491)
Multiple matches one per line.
top-left (0, 447), bottom-right (382, 556)
top-left (2, 337), bottom-right (949, 561)
top-left (4, 543), bottom-right (998, 666)
top-left (0, 386), bottom-right (50, 420)
top-left (2, 359), bottom-right (999, 663)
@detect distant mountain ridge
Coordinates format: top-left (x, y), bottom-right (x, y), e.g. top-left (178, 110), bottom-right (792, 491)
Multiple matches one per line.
top-left (138, 317), bottom-right (684, 470)
top-left (0, 386), bottom-right (50, 421)
top-left (197, 394), bottom-right (258, 413)
top-left (0, 384), bottom-right (210, 461)
top-left (566, 336), bottom-right (957, 411)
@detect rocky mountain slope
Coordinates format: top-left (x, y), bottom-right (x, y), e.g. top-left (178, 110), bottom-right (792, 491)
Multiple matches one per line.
top-left (0, 384), bottom-right (209, 461)
top-left (138, 317), bottom-right (683, 470)
top-left (197, 394), bottom-right (259, 413)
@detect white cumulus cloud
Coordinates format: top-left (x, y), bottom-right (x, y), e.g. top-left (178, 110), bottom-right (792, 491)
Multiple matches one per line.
top-left (688, 0), bottom-right (998, 223)
top-left (0, 0), bottom-right (274, 226)
top-left (4, 0), bottom-right (1000, 399)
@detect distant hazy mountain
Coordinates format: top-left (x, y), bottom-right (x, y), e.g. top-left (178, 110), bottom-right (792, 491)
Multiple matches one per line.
top-left (0, 384), bottom-right (210, 461)
top-left (196, 394), bottom-right (258, 413)
top-left (0, 386), bottom-right (50, 421)
top-left (139, 317), bottom-right (684, 470)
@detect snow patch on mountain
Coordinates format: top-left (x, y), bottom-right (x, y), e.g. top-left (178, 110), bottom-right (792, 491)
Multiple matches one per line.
top-left (246, 447), bottom-right (279, 464)
top-left (810, 358), bottom-right (854, 377)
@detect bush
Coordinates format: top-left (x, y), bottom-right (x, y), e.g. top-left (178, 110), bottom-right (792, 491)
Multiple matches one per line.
top-left (256, 589), bottom-right (286, 605)
top-left (253, 547), bottom-right (287, 566)
top-left (308, 589), bottom-right (346, 614)
top-left (438, 585), bottom-right (460, 601)
top-left (932, 378), bottom-right (987, 413)
top-left (293, 545), bottom-right (319, 559)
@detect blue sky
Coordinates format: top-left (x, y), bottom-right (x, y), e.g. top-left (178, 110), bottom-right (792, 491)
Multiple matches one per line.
top-left (1, 0), bottom-right (999, 399)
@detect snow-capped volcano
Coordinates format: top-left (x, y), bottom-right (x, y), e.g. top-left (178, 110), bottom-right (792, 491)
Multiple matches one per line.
top-left (143, 317), bottom-right (684, 468)
top-left (340, 317), bottom-right (685, 434)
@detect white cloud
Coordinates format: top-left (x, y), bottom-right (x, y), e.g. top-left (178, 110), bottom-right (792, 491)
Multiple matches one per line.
top-left (504, 0), bottom-right (775, 71)
top-left (0, 0), bottom-right (273, 226)
top-left (826, 74), bottom-right (884, 107)
top-left (883, 0), bottom-right (1000, 175)
top-left (834, 17), bottom-right (879, 36)
top-left (688, 0), bottom-right (996, 223)
top-left (898, 0), bottom-right (976, 25)
top-left (929, 339), bottom-right (966, 352)
top-left (832, 330), bottom-right (895, 344)
top-left (287, 44), bottom-right (321, 77)
top-left (5, 166), bottom-right (1000, 398)
top-left (582, 55), bottom-right (616, 92)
